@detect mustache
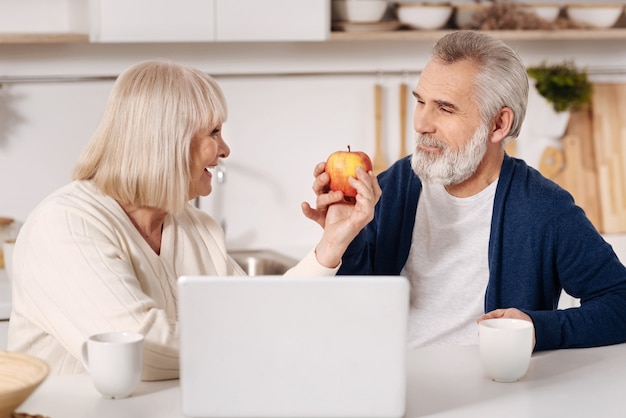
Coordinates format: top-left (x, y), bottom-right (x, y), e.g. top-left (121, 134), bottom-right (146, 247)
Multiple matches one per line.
top-left (415, 133), bottom-right (447, 150)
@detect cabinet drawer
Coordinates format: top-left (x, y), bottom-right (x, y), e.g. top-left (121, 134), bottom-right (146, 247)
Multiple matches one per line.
top-left (89, 0), bottom-right (215, 42)
top-left (216, 0), bottom-right (329, 41)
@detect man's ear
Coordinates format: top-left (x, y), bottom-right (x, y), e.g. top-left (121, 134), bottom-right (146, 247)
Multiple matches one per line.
top-left (490, 107), bottom-right (514, 144)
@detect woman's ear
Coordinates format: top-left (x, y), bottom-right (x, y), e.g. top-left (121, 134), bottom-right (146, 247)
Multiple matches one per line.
top-left (490, 107), bottom-right (514, 144)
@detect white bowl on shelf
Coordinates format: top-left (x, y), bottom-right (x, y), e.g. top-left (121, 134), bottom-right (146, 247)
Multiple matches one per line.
top-left (332, 0), bottom-right (389, 23)
top-left (566, 4), bottom-right (624, 28)
top-left (396, 3), bottom-right (453, 30)
top-left (523, 4), bottom-right (561, 22)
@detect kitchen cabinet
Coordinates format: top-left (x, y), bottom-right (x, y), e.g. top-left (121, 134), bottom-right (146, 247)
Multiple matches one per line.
top-left (215, 0), bottom-right (329, 42)
top-left (0, 0), bottom-right (328, 43)
top-left (88, 0), bottom-right (216, 42)
top-left (0, 0), bottom-right (88, 43)
top-left (89, 0), bottom-right (328, 43)
top-left (1, 0), bottom-right (626, 44)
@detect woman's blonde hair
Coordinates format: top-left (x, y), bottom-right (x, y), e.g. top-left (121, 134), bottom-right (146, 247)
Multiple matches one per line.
top-left (73, 59), bottom-right (227, 214)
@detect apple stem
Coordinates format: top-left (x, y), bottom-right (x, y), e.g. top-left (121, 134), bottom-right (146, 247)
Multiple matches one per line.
top-left (347, 145), bottom-right (351, 152)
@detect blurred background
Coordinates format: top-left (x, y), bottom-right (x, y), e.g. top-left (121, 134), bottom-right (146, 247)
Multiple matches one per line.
top-left (1, 0), bottom-right (625, 258)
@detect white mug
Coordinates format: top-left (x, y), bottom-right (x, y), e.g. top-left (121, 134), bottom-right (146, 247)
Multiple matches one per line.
top-left (479, 318), bottom-right (534, 382)
top-left (81, 331), bottom-right (144, 398)
top-left (2, 239), bottom-right (15, 281)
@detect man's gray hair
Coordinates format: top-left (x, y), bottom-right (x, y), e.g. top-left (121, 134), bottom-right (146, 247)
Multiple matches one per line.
top-left (431, 30), bottom-right (528, 142)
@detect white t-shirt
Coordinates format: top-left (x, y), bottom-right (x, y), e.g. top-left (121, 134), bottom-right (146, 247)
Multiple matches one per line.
top-left (401, 179), bottom-right (497, 348)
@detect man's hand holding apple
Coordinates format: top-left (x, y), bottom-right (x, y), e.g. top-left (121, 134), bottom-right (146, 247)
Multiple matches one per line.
top-left (301, 147), bottom-right (381, 268)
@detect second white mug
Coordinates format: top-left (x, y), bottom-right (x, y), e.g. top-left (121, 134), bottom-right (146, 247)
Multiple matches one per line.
top-left (479, 318), bottom-right (534, 383)
top-left (81, 331), bottom-right (144, 398)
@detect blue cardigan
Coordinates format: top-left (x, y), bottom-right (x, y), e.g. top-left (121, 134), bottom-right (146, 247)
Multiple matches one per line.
top-left (338, 155), bottom-right (626, 351)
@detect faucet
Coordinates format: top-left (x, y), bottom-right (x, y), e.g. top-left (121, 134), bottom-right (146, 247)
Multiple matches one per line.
top-left (216, 160), bottom-right (226, 185)
top-left (215, 160), bottom-right (227, 233)
top-left (194, 160), bottom-right (227, 234)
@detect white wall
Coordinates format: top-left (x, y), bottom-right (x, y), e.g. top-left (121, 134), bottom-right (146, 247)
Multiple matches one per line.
top-left (1, 38), bottom-right (626, 256)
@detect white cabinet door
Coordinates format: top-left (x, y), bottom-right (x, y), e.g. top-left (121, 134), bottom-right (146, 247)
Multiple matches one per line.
top-left (89, 0), bottom-right (215, 42)
top-left (216, 0), bottom-right (329, 41)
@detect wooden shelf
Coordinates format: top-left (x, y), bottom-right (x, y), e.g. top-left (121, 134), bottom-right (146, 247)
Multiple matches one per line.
top-left (0, 33), bottom-right (89, 44)
top-left (2, 29), bottom-right (626, 44)
top-left (329, 28), bottom-right (626, 42)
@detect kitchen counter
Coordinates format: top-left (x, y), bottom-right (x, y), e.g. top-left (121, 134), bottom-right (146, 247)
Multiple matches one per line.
top-left (17, 343), bottom-right (626, 417)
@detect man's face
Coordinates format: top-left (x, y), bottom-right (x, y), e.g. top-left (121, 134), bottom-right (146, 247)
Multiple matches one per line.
top-left (410, 58), bottom-right (490, 185)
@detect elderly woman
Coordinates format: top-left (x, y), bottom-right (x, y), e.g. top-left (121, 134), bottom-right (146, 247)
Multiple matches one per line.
top-left (7, 60), bottom-right (381, 380)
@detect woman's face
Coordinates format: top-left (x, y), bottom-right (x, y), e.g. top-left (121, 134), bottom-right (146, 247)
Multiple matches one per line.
top-left (188, 124), bottom-right (230, 200)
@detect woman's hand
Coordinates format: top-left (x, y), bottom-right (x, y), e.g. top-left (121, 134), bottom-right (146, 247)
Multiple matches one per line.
top-left (301, 162), bottom-right (342, 228)
top-left (301, 161), bottom-right (382, 268)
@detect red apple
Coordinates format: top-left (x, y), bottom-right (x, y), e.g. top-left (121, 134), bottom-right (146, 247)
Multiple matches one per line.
top-left (325, 146), bottom-right (373, 198)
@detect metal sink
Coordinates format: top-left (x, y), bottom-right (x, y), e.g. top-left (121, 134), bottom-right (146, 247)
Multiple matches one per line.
top-left (229, 249), bottom-right (298, 276)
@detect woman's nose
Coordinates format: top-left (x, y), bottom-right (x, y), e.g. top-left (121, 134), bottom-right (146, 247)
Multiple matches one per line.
top-left (219, 137), bottom-right (231, 159)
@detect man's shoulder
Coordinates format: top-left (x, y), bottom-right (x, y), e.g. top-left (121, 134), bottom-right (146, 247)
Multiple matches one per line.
top-left (378, 156), bottom-right (418, 186)
top-left (501, 156), bottom-right (575, 210)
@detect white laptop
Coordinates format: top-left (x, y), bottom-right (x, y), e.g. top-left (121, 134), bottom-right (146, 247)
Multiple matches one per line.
top-left (178, 275), bottom-right (410, 418)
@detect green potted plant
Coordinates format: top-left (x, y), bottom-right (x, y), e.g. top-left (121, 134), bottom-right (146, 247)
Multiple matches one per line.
top-left (526, 60), bottom-right (593, 113)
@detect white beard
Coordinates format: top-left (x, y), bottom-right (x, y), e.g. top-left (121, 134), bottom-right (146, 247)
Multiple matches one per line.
top-left (410, 123), bottom-right (489, 186)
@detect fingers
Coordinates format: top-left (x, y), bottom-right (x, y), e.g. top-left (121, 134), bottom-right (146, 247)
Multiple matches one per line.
top-left (477, 308), bottom-right (533, 324)
top-left (301, 190), bottom-right (345, 229)
top-left (313, 162), bottom-right (379, 204)
top-left (477, 308), bottom-right (536, 349)
top-left (317, 190), bottom-right (345, 208)
top-left (313, 161), bottom-right (326, 177)
top-left (349, 167), bottom-right (382, 207)
top-left (476, 309), bottom-right (507, 323)
top-left (301, 202), bottom-right (325, 226)
top-left (312, 169), bottom-right (331, 196)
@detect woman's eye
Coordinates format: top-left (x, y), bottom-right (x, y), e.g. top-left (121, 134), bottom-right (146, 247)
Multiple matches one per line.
top-left (211, 128), bottom-right (221, 136)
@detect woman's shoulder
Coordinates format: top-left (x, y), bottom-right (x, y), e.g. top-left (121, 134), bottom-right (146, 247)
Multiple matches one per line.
top-left (23, 180), bottom-right (125, 233)
top-left (29, 181), bottom-right (112, 215)
top-left (177, 203), bottom-right (224, 233)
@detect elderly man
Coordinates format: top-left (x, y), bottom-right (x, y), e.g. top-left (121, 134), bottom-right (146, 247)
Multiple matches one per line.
top-left (306, 30), bottom-right (626, 351)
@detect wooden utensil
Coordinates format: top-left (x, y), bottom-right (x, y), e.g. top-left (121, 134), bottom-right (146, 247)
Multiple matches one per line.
top-left (372, 83), bottom-right (388, 175)
top-left (590, 83), bottom-right (626, 233)
top-left (544, 107), bottom-right (603, 232)
top-left (538, 146), bottom-right (564, 180)
top-left (561, 107), bottom-right (603, 232)
top-left (399, 83), bottom-right (409, 159)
